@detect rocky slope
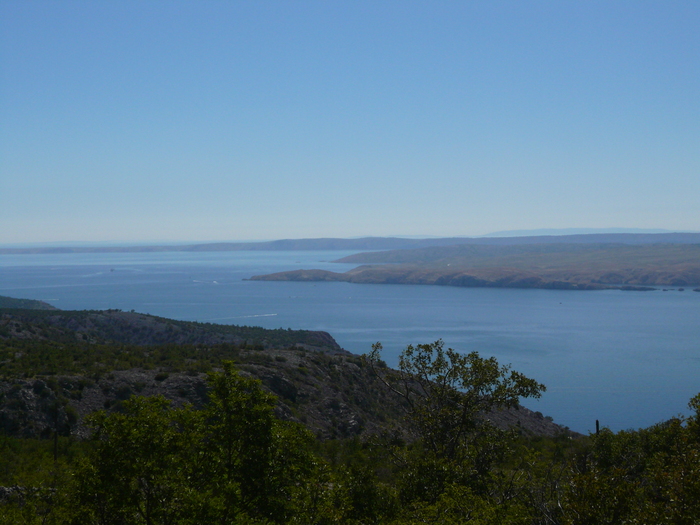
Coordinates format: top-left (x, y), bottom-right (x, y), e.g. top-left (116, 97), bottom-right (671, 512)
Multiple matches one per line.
top-left (0, 305), bottom-right (574, 441)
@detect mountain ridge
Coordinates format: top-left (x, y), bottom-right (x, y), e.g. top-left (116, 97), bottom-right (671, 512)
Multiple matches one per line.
top-left (3, 232), bottom-right (700, 255)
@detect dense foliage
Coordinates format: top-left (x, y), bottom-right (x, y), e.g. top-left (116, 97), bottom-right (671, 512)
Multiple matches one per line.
top-left (0, 308), bottom-right (338, 350)
top-left (0, 338), bottom-right (247, 378)
top-left (1, 341), bottom-right (699, 524)
top-left (0, 297), bottom-right (55, 311)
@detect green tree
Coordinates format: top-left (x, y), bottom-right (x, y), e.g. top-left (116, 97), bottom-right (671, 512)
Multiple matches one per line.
top-left (69, 396), bottom-right (205, 525)
top-left (66, 362), bottom-right (326, 525)
top-left (563, 394), bottom-right (700, 525)
top-left (367, 340), bottom-right (546, 520)
top-left (203, 361), bottom-right (318, 524)
top-left (368, 340), bottom-right (545, 462)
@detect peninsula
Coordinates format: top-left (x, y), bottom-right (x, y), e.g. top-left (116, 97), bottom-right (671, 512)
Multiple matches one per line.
top-left (251, 242), bottom-right (700, 290)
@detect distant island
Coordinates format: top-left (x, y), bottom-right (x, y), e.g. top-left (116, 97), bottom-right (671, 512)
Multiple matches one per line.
top-left (4, 233), bottom-right (699, 291)
top-left (251, 242), bottom-right (700, 290)
top-left (2, 232), bottom-right (700, 254)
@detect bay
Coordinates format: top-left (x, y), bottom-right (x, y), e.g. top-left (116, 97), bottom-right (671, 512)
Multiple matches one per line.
top-left (1, 250), bottom-right (699, 434)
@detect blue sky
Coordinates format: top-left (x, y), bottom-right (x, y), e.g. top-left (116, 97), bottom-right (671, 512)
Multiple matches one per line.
top-left (1, 1), bottom-right (698, 244)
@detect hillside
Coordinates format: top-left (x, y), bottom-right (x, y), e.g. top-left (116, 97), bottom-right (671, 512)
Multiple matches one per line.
top-left (0, 305), bottom-right (570, 441)
top-left (0, 308), bottom-right (342, 350)
top-left (252, 242), bottom-right (700, 289)
top-left (0, 295), bottom-right (57, 311)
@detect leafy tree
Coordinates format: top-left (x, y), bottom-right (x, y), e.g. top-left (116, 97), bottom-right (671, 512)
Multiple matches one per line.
top-left (202, 361), bottom-right (318, 524)
top-left (563, 393), bottom-right (700, 524)
top-left (368, 340), bottom-right (545, 462)
top-left (68, 396), bottom-right (205, 525)
top-left (367, 340), bottom-right (546, 519)
top-left (65, 362), bottom-right (325, 525)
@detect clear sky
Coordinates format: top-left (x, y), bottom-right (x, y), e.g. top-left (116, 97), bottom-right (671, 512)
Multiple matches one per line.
top-left (1, 1), bottom-right (698, 244)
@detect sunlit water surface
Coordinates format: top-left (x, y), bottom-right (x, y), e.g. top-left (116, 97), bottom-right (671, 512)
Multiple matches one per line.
top-left (2, 250), bottom-right (699, 434)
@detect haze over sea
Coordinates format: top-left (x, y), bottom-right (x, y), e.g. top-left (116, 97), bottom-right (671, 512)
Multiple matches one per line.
top-left (2, 250), bottom-right (699, 434)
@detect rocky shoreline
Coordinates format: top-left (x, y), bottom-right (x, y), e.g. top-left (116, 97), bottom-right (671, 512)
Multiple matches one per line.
top-left (249, 266), bottom-right (667, 291)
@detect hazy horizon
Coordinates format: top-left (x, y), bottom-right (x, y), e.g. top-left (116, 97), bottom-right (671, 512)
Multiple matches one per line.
top-left (1, 227), bottom-right (698, 250)
top-left (2, 2), bottom-right (698, 243)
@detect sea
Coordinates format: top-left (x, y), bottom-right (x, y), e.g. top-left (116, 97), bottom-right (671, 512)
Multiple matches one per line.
top-left (1, 250), bottom-right (699, 434)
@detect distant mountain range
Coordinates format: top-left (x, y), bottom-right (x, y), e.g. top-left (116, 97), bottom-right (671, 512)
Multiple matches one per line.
top-left (480, 228), bottom-right (686, 237)
top-left (2, 232), bottom-right (700, 255)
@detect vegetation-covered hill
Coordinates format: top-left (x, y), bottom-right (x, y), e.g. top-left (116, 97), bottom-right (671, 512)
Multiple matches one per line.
top-left (1, 322), bottom-right (699, 523)
top-left (0, 296), bottom-right (57, 311)
top-left (2, 299), bottom-right (700, 523)
top-left (0, 305), bottom-right (566, 442)
top-left (0, 308), bottom-right (341, 350)
top-left (252, 242), bottom-right (700, 289)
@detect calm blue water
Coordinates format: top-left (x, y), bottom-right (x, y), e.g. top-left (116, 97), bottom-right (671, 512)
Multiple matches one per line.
top-left (2, 250), bottom-right (699, 434)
